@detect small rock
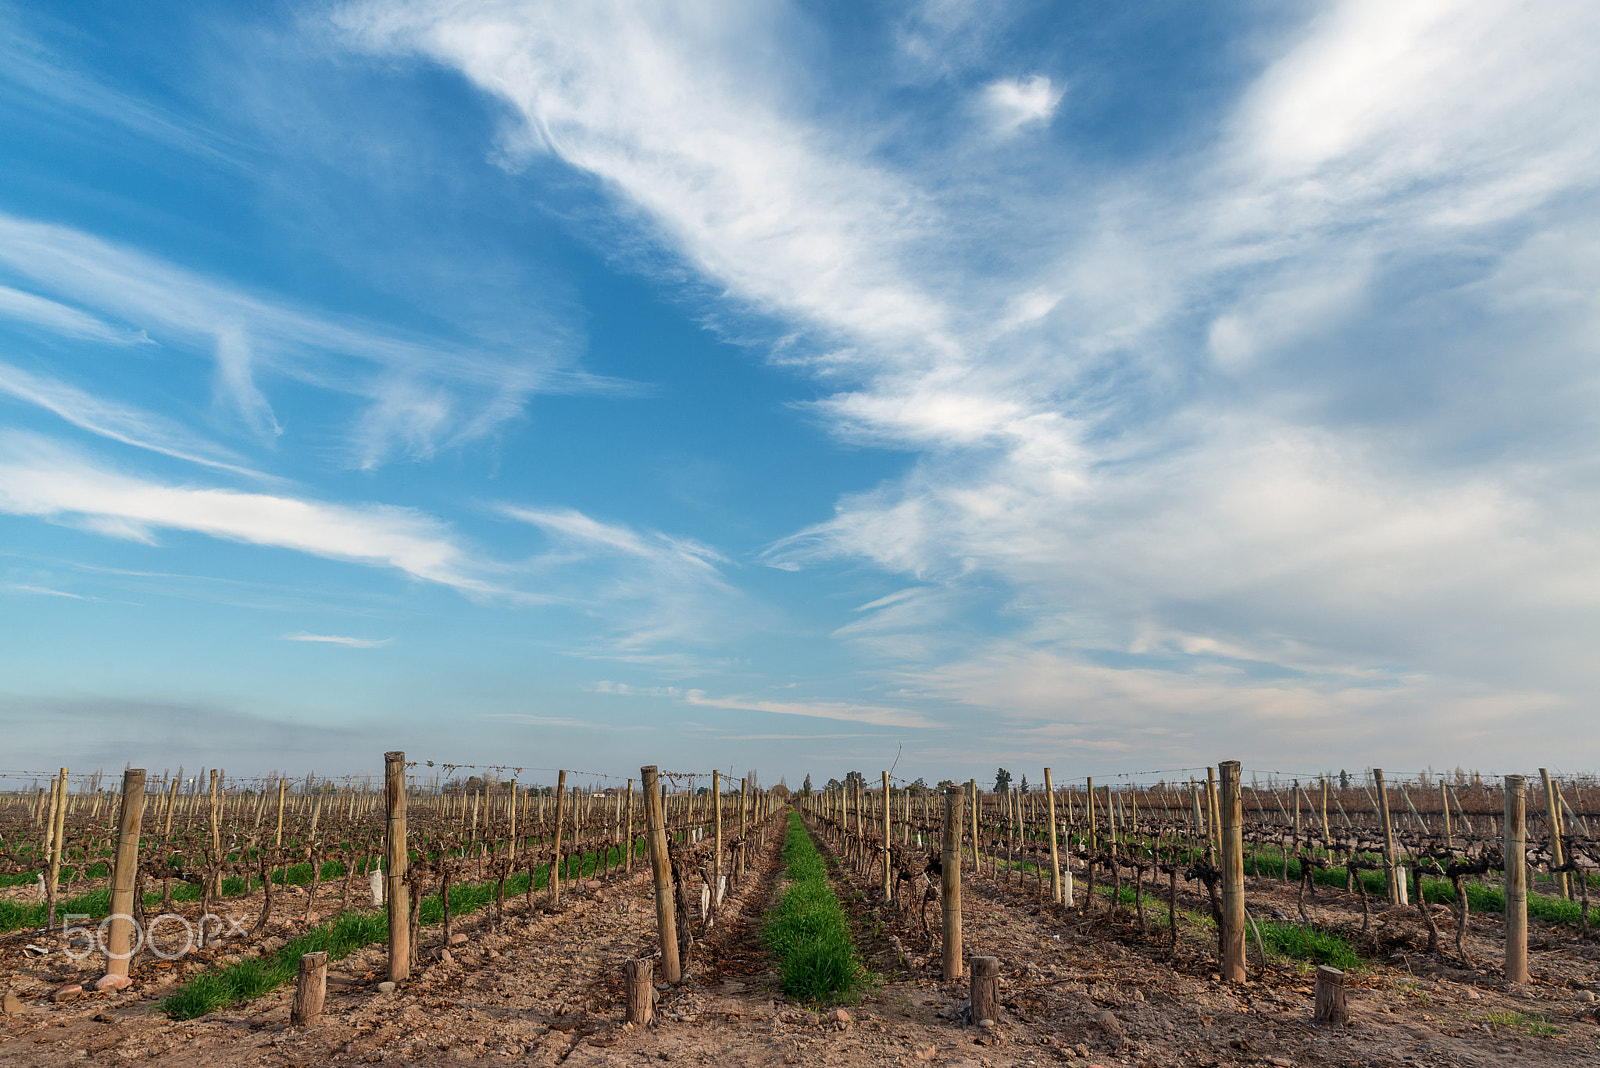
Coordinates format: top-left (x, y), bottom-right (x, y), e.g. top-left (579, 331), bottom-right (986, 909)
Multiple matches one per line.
top-left (977, 1018), bottom-right (996, 1028)
top-left (376, 981), bottom-right (397, 994)
top-left (1577, 991), bottom-right (1596, 1003)
top-left (828, 1008), bottom-right (852, 1025)
top-left (52, 984), bottom-right (84, 1003)
top-left (1269, 1058), bottom-right (1294, 1067)
top-left (94, 974), bottom-right (132, 992)
top-left (1093, 1010), bottom-right (1121, 1033)
top-left (3, 992), bottom-right (24, 1014)
top-left (1463, 989), bottom-right (1483, 1001)
top-left (439, 949), bottom-right (454, 966)
top-left (449, 933), bottom-right (469, 946)
top-left (915, 1044), bottom-right (937, 1061)
top-left (1132, 989), bottom-right (1145, 1002)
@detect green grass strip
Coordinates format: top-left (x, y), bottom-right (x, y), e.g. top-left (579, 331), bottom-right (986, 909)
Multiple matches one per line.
top-left (764, 813), bottom-right (863, 1003)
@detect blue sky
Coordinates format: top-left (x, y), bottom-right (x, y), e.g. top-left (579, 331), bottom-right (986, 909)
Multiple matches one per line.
top-left (3, 0), bottom-right (1598, 788)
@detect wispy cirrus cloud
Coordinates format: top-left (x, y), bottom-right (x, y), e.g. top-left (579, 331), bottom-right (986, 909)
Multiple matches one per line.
top-left (0, 431), bottom-right (492, 592)
top-left (0, 211), bottom-right (591, 467)
top-left (0, 360), bottom-right (265, 477)
top-left (281, 632), bottom-right (392, 647)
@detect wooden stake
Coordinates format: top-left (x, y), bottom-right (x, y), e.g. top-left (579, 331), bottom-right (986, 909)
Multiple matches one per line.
top-left (625, 778), bottom-right (637, 874)
top-left (1313, 965), bottom-right (1349, 1026)
top-left (942, 784), bottom-right (964, 980)
top-left (712, 770), bottom-right (723, 917)
top-left (1044, 770), bottom-right (1064, 905)
top-left (625, 957), bottom-right (654, 1026)
top-left (385, 751), bottom-right (410, 983)
top-left (970, 955), bottom-right (1001, 1024)
top-left (104, 768), bottom-right (146, 979)
top-left (1504, 774), bottom-right (1529, 984)
top-left (1373, 769), bottom-right (1400, 904)
top-left (881, 770), bottom-right (892, 904)
top-left (1218, 760), bottom-right (1247, 983)
top-left (1539, 769), bottom-right (1569, 900)
top-left (291, 951), bottom-right (328, 1027)
top-left (45, 767), bottom-right (67, 930)
top-left (551, 770), bottom-right (567, 905)
top-left (641, 766), bottom-right (681, 983)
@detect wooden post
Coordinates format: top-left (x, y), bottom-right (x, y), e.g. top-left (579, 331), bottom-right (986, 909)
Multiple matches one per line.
top-left (625, 957), bottom-right (654, 1026)
top-left (1439, 775), bottom-right (1453, 847)
top-left (1539, 769), bottom-right (1569, 900)
top-left (1206, 767), bottom-right (1221, 861)
top-left (625, 778), bottom-right (636, 873)
top-left (942, 785), bottom-right (964, 980)
top-left (291, 951), bottom-right (328, 1026)
top-left (164, 775), bottom-right (180, 838)
top-left (737, 777), bottom-right (749, 881)
top-left (969, 779), bottom-right (980, 875)
top-left (641, 766), bottom-right (681, 983)
top-left (881, 770), bottom-right (892, 904)
top-left (275, 777), bottom-right (288, 850)
top-left (45, 767), bottom-right (67, 930)
top-left (1044, 768), bottom-right (1062, 904)
top-left (712, 770), bottom-right (723, 914)
top-left (1218, 760), bottom-right (1247, 983)
top-left (1504, 774), bottom-right (1529, 984)
top-left (1373, 769), bottom-right (1400, 904)
top-left (1313, 965), bottom-right (1349, 1025)
top-left (384, 751), bottom-right (410, 983)
top-left (104, 768), bottom-right (146, 979)
top-left (551, 770), bottom-right (567, 904)
top-left (970, 955), bottom-right (1001, 1024)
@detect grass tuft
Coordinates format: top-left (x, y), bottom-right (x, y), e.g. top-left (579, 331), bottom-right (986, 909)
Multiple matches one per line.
top-left (764, 814), bottom-right (863, 1003)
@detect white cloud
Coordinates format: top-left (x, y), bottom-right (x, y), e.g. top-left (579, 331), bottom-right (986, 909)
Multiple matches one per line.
top-left (0, 360), bottom-right (265, 477)
top-left (0, 211), bottom-right (579, 467)
top-left (0, 432), bottom-right (491, 592)
top-left (683, 689), bottom-right (935, 730)
top-left (0, 285), bottom-right (152, 345)
top-left (282, 633), bottom-right (392, 647)
top-left (981, 75), bottom-right (1063, 134)
top-left (501, 504), bottom-right (742, 646)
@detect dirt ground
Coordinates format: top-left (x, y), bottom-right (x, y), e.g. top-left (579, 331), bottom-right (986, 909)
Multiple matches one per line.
top-left (4, 811), bottom-right (1600, 1068)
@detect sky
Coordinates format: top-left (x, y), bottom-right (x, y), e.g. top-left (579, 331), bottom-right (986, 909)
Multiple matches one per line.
top-left (2, 0), bottom-right (1598, 790)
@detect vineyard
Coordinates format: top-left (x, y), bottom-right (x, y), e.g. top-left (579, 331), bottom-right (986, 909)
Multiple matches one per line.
top-left (1, 756), bottom-right (1598, 1067)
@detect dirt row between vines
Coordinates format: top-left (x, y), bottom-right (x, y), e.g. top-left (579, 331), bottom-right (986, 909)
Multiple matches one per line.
top-left (803, 810), bottom-right (1600, 1067)
top-left (5, 806), bottom-right (1600, 1068)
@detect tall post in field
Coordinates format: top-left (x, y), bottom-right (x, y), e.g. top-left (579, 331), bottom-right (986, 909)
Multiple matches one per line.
top-left (164, 776), bottom-right (180, 837)
top-left (384, 751), bottom-right (410, 983)
top-left (1044, 768), bottom-right (1063, 904)
top-left (1206, 767), bottom-right (1221, 860)
top-left (275, 777), bottom-right (286, 847)
top-left (1504, 775), bottom-right (1529, 984)
top-left (1373, 769), bottom-right (1399, 904)
top-left (1539, 769), bottom-right (1569, 900)
top-left (1086, 776), bottom-right (1096, 853)
top-left (104, 768), bottom-right (146, 980)
top-left (881, 770), bottom-right (892, 903)
top-left (641, 766), bottom-right (681, 983)
top-left (737, 777), bottom-right (749, 881)
top-left (625, 778), bottom-right (636, 873)
top-left (1439, 776), bottom-right (1453, 847)
top-left (45, 767), bottom-right (67, 930)
top-left (941, 785), bottom-right (964, 980)
top-left (551, 770), bottom-right (568, 904)
top-left (712, 770), bottom-right (723, 911)
top-left (969, 779), bottom-right (980, 875)
top-left (1218, 760), bottom-right (1247, 983)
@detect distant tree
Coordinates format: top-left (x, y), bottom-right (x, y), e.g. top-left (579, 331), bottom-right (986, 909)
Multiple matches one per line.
top-left (909, 778), bottom-right (928, 795)
top-left (825, 778), bottom-right (843, 793)
top-left (1019, 774), bottom-right (1029, 794)
top-left (1339, 769), bottom-right (1350, 791)
top-left (937, 779), bottom-right (957, 790)
top-left (802, 773), bottom-right (813, 796)
top-left (994, 768), bottom-right (1012, 794)
top-left (844, 771), bottom-right (865, 791)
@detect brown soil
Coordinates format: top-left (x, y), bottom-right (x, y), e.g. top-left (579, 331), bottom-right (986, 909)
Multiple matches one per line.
top-left (3, 812), bottom-right (1598, 1068)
